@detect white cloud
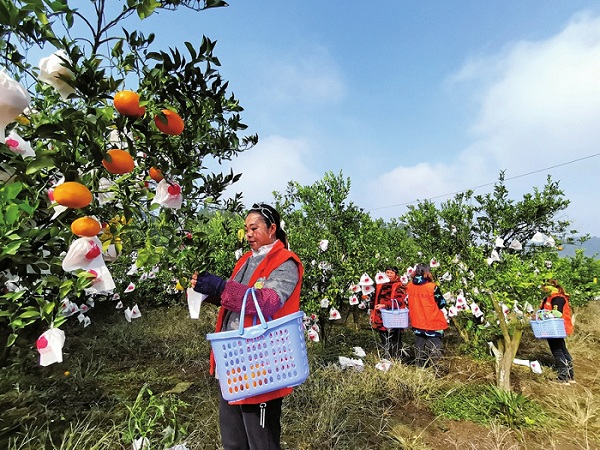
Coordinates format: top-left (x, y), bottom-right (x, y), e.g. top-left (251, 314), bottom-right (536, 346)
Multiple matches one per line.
top-left (222, 135), bottom-right (319, 207)
top-left (365, 162), bottom-right (457, 209)
top-left (466, 12), bottom-right (600, 161)
top-left (257, 46), bottom-right (345, 106)
top-left (364, 11), bottom-right (600, 235)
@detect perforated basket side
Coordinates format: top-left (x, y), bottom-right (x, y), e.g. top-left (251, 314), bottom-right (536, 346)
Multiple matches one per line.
top-left (380, 308), bottom-right (409, 329)
top-left (207, 311), bottom-right (309, 402)
top-left (530, 318), bottom-right (566, 339)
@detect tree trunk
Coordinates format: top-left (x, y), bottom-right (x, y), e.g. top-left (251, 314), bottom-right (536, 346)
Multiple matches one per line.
top-left (0, 326), bottom-right (12, 367)
top-left (488, 293), bottom-right (525, 391)
top-left (489, 330), bottom-right (523, 391)
top-left (342, 306), bottom-right (359, 329)
top-left (450, 317), bottom-right (470, 343)
top-left (318, 311), bottom-right (329, 348)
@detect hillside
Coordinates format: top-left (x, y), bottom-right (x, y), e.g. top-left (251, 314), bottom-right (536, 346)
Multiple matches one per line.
top-left (561, 236), bottom-right (600, 258)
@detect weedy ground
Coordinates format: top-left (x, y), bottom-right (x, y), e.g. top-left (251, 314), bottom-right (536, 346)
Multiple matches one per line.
top-left (1, 300), bottom-right (599, 449)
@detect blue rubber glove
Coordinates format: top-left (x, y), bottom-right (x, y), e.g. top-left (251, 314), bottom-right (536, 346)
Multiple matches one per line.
top-left (193, 272), bottom-right (226, 296)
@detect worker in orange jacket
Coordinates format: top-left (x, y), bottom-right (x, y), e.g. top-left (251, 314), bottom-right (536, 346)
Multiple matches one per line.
top-left (540, 279), bottom-right (575, 384)
top-left (406, 263), bottom-right (448, 368)
top-left (192, 203), bottom-right (304, 450)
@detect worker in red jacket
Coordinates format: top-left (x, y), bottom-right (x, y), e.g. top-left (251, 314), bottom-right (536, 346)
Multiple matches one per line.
top-left (370, 267), bottom-right (408, 359)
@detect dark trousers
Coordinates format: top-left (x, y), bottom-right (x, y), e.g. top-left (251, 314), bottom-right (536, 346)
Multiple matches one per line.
top-left (547, 338), bottom-right (574, 381)
top-left (219, 395), bottom-right (283, 450)
top-left (379, 329), bottom-right (402, 359)
top-left (414, 334), bottom-right (442, 368)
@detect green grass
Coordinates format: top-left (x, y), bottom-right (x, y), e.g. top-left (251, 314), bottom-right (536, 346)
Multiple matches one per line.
top-left (430, 384), bottom-right (547, 429)
top-left (1, 301), bottom-right (599, 449)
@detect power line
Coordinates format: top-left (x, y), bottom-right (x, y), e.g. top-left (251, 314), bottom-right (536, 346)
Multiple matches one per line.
top-left (368, 152), bottom-right (600, 212)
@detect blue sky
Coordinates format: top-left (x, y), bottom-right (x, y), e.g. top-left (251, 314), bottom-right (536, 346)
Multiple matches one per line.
top-left (133, 2), bottom-right (600, 235)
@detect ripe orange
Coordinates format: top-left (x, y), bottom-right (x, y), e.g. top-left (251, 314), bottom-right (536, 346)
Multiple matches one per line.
top-left (154, 109), bottom-right (184, 135)
top-left (149, 167), bottom-right (164, 182)
top-left (102, 149), bottom-right (135, 174)
top-left (53, 182), bottom-right (93, 209)
top-left (71, 216), bottom-right (102, 237)
top-left (113, 90), bottom-right (146, 118)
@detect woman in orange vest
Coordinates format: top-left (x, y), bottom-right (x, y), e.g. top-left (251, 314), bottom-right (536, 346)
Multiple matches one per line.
top-left (406, 263), bottom-right (448, 368)
top-left (371, 267), bottom-right (408, 359)
top-left (540, 279), bottom-right (575, 384)
top-left (191, 203), bottom-right (304, 450)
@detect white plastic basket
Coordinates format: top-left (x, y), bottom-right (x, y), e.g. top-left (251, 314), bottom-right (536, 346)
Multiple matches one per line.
top-left (530, 309), bottom-right (566, 339)
top-left (206, 288), bottom-right (310, 402)
top-left (380, 299), bottom-right (409, 329)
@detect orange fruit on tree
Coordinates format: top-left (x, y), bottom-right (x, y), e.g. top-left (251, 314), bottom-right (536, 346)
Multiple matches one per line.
top-left (102, 149), bottom-right (135, 174)
top-left (154, 109), bottom-right (184, 135)
top-left (53, 182), bottom-right (93, 209)
top-left (113, 90), bottom-right (146, 118)
top-left (71, 216), bottom-right (102, 237)
top-left (149, 167), bottom-right (164, 182)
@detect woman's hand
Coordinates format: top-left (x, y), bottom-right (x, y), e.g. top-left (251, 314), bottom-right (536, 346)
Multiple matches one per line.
top-left (193, 271), bottom-right (226, 296)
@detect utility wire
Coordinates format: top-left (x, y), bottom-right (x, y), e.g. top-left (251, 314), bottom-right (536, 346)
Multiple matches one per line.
top-left (368, 152), bottom-right (600, 212)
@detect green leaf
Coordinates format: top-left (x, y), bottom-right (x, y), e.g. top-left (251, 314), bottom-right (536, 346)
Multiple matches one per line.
top-left (136, 0), bottom-right (160, 19)
top-left (34, 124), bottom-right (68, 140)
top-left (111, 39), bottom-right (124, 58)
top-left (53, 316), bottom-right (67, 328)
top-left (43, 302), bottom-right (55, 315)
top-left (146, 51), bottom-right (161, 61)
top-left (136, 248), bottom-right (150, 267)
top-left (59, 280), bottom-right (74, 299)
top-left (2, 290), bottom-right (25, 301)
top-left (184, 42), bottom-right (197, 60)
top-left (4, 204), bottom-right (19, 225)
top-left (19, 201), bottom-right (38, 215)
top-left (1, 240), bottom-right (22, 256)
top-left (205, 0), bottom-right (228, 9)
top-left (7, 333), bottom-right (18, 347)
top-left (26, 156), bottom-right (56, 174)
top-left (19, 310), bottom-right (41, 319)
top-left (1, 181), bottom-right (22, 200)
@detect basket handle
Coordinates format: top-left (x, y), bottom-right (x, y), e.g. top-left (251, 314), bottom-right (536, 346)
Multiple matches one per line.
top-left (238, 287), bottom-right (268, 336)
top-left (390, 299), bottom-right (400, 310)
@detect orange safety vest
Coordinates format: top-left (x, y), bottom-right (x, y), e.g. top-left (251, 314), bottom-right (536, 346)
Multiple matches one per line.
top-left (210, 240), bottom-right (304, 405)
top-left (406, 282), bottom-right (448, 332)
top-left (540, 292), bottom-right (573, 335)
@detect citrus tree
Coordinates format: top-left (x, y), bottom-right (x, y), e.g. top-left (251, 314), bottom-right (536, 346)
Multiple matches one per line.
top-left (552, 248), bottom-right (600, 307)
top-left (274, 171), bottom-right (416, 343)
top-left (0, 0), bottom-right (256, 362)
top-left (401, 173), bottom-right (590, 390)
